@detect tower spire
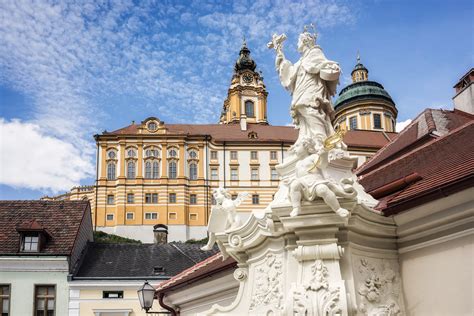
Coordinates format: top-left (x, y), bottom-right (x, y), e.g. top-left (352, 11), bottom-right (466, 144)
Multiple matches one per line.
top-left (351, 51), bottom-right (368, 83)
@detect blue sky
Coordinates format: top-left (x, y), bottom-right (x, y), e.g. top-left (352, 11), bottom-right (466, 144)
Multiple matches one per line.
top-left (0, 0), bottom-right (473, 199)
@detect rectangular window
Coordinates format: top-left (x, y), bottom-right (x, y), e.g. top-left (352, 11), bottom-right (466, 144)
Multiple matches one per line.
top-left (250, 151), bottom-right (258, 160)
top-left (107, 195), bottom-right (114, 205)
top-left (231, 168), bottom-right (238, 181)
top-left (169, 193), bottom-right (176, 203)
top-left (35, 285), bottom-right (55, 316)
top-left (126, 212), bottom-right (134, 220)
top-left (211, 168), bottom-right (218, 180)
top-left (349, 116), bottom-right (357, 130)
top-left (152, 193), bottom-right (158, 204)
top-left (210, 151), bottom-right (218, 160)
top-left (189, 213), bottom-right (198, 221)
top-left (251, 168), bottom-right (259, 180)
top-left (22, 234), bottom-right (39, 252)
top-left (103, 291), bottom-right (123, 299)
top-left (106, 214), bottom-right (114, 221)
top-left (230, 151), bottom-right (238, 160)
top-left (270, 151), bottom-right (277, 160)
top-left (0, 285), bottom-right (10, 316)
top-left (271, 168), bottom-right (279, 180)
top-left (168, 212), bottom-right (177, 220)
top-left (252, 194), bottom-right (259, 205)
top-left (373, 114), bottom-right (382, 129)
top-left (190, 194), bottom-right (197, 205)
top-left (127, 193), bottom-right (134, 203)
top-left (145, 213), bottom-right (158, 220)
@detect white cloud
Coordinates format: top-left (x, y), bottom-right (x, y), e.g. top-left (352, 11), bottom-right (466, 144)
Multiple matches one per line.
top-left (396, 119), bottom-right (412, 132)
top-left (0, 119), bottom-right (94, 193)
top-left (0, 0), bottom-right (355, 192)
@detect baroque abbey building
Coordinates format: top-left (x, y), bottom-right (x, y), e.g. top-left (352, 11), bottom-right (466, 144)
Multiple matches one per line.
top-left (49, 43), bottom-right (398, 242)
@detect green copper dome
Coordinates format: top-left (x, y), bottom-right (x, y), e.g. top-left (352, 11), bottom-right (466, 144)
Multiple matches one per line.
top-left (334, 81), bottom-right (395, 110)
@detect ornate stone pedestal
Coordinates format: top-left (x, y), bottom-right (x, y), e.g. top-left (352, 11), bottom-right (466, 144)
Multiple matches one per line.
top-left (201, 200), bottom-right (404, 316)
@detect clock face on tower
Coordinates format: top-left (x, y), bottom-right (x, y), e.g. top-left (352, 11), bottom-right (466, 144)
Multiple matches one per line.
top-left (242, 73), bottom-right (253, 83)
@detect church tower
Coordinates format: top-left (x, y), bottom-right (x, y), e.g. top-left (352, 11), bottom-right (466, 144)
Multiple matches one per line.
top-left (220, 40), bottom-right (268, 126)
top-left (333, 53), bottom-right (398, 132)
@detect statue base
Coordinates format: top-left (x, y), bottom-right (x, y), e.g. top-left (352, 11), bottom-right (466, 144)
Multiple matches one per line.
top-left (200, 200), bottom-right (405, 316)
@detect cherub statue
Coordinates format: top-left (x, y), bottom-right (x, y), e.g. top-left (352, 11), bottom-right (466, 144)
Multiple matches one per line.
top-left (201, 188), bottom-right (249, 251)
top-left (288, 136), bottom-right (357, 217)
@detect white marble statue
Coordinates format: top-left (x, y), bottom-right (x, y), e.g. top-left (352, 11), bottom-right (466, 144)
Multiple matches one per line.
top-left (269, 26), bottom-right (341, 145)
top-left (288, 136), bottom-right (357, 217)
top-left (201, 188), bottom-right (248, 251)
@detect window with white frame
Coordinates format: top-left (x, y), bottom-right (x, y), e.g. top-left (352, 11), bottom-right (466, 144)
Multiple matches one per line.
top-left (127, 149), bottom-right (136, 158)
top-left (145, 149), bottom-right (160, 158)
top-left (145, 161), bottom-right (152, 178)
top-left (168, 148), bottom-right (178, 158)
top-left (271, 168), bottom-right (279, 180)
top-left (127, 193), bottom-right (134, 203)
top-left (145, 213), bottom-right (158, 220)
top-left (189, 163), bottom-right (198, 180)
top-left (35, 285), bottom-right (55, 316)
top-left (107, 195), bottom-right (114, 204)
top-left (231, 168), bottom-right (238, 181)
top-left (168, 161), bottom-right (177, 179)
top-left (251, 151), bottom-right (258, 160)
top-left (252, 194), bottom-right (259, 204)
top-left (106, 214), bottom-right (114, 221)
top-left (270, 151), bottom-right (277, 160)
top-left (152, 161), bottom-right (159, 178)
top-left (190, 194), bottom-right (197, 205)
top-left (251, 168), bottom-right (259, 180)
top-left (373, 113), bottom-right (382, 129)
top-left (126, 212), bottom-right (134, 220)
top-left (245, 100), bottom-right (255, 117)
top-left (107, 163), bottom-right (116, 180)
top-left (169, 193), bottom-right (176, 203)
top-left (189, 150), bottom-right (198, 159)
top-left (349, 116), bottom-right (358, 130)
top-left (230, 151), bottom-right (238, 160)
top-left (127, 161), bottom-right (136, 179)
top-left (210, 151), bottom-right (218, 160)
top-left (211, 168), bottom-right (218, 180)
top-left (168, 212), bottom-right (177, 220)
top-left (21, 234), bottom-right (39, 252)
top-left (0, 285), bottom-right (10, 316)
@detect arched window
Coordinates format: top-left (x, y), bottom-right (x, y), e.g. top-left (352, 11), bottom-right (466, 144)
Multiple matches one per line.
top-left (146, 149), bottom-right (159, 158)
top-left (127, 161), bottom-right (136, 179)
top-left (245, 100), bottom-right (255, 118)
top-left (127, 149), bottom-right (136, 158)
top-left (189, 150), bottom-right (197, 159)
top-left (107, 163), bottom-right (116, 180)
top-left (153, 161), bottom-right (160, 179)
top-left (168, 161), bottom-right (177, 179)
top-left (145, 161), bottom-right (152, 179)
top-left (189, 163), bottom-right (197, 180)
top-left (168, 149), bottom-right (177, 158)
top-left (107, 151), bottom-right (116, 159)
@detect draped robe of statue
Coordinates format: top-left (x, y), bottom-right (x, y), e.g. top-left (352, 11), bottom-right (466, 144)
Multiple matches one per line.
top-left (277, 45), bottom-right (340, 145)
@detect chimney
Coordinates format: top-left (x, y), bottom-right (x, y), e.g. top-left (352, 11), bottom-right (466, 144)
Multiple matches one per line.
top-left (240, 114), bottom-right (247, 131)
top-left (153, 224), bottom-right (168, 244)
top-left (453, 68), bottom-right (474, 114)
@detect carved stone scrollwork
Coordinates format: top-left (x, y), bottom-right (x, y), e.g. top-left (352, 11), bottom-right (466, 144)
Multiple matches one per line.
top-left (249, 253), bottom-right (284, 313)
top-left (287, 260), bottom-right (342, 316)
top-left (357, 258), bottom-right (402, 316)
top-left (293, 244), bottom-right (344, 261)
top-left (233, 268), bottom-right (247, 281)
top-left (228, 234), bottom-right (242, 248)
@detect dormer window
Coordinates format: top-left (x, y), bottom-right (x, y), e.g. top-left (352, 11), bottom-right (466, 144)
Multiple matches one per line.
top-left (22, 233), bottom-right (40, 252)
top-left (17, 221), bottom-right (51, 253)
